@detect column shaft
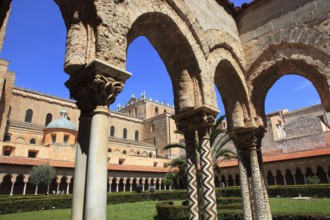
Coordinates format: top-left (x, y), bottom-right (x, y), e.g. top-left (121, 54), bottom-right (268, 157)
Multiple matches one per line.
top-left (184, 131), bottom-right (200, 220)
top-left (199, 129), bottom-right (217, 220)
top-left (10, 181), bottom-right (15, 195)
top-left (23, 182), bottom-right (27, 195)
top-left (84, 106), bottom-right (110, 220)
top-left (71, 114), bottom-right (91, 220)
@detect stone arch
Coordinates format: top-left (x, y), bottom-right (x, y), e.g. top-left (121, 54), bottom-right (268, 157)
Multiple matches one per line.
top-left (248, 43), bottom-right (330, 126)
top-left (0, 174), bottom-right (12, 194)
top-left (210, 48), bottom-right (252, 130)
top-left (141, 151), bottom-right (148, 157)
top-left (14, 174), bottom-right (25, 195)
top-left (15, 137), bottom-right (25, 144)
top-left (126, 12), bottom-right (204, 113)
top-left (285, 169), bottom-right (295, 185)
top-left (266, 171), bottom-right (275, 185)
top-left (129, 149), bottom-right (136, 155)
top-left (295, 168), bottom-right (305, 185)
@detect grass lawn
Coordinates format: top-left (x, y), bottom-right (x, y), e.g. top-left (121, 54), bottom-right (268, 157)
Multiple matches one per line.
top-left (1, 198), bottom-right (330, 219)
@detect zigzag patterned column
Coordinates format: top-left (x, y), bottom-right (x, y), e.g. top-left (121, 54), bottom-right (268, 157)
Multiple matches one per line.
top-left (184, 131), bottom-right (200, 220)
top-left (199, 126), bottom-right (217, 220)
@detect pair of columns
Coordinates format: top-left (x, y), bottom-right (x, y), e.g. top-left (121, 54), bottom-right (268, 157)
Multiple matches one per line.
top-left (231, 128), bottom-right (272, 220)
top-left (176, 109), bottom-right (219, 220)
top-left (69, 60), bottom-right (131, 220)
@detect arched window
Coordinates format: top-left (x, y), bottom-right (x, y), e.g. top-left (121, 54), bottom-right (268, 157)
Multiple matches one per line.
top-left (123, 150), bottom-right (126, 154)
top-left (25, 109), bottom-right (33, 123)
top-left (123, 128), bottom-right (127, 139)
top-left (149, 152), bottom-right (153, 158)
top-left (135, 130), bottom-right (139, 141)
top-left (4, 134), bottom-right (11, 142)
top-left (110, 126), bottom-right (115, 137)
top-left (29, 138), bottom-right (36, 144)
top-left (155, 107), bottom-right (159, 115)
top-left (45, 113), bottom-right (52, 126)
top-left (108, 148), bottom-right (112, 153)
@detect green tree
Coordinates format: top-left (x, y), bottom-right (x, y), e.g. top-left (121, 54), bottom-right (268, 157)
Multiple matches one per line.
top-left (29, 163), bottom-right (56, 195)
top-left (164, 115), bottom-right (236, 187)
top-left (306, 176), bottom-right (321, 184)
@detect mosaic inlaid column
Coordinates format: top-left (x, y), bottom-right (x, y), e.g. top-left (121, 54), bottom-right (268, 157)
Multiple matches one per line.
top-left (66, 59), bottom-right (131, 220)
top-left (184, 130), bottom-right (200, 220)
top-left (198, 124), bottom-right (217, 220)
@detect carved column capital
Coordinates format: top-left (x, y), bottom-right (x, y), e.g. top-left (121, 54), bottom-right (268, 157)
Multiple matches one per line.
top-left (174, 106), bottom-right (218, 132)
top-left (65, 59), bottom-right (131, 113)
top-left (230, 127), bottom-right (265, 150)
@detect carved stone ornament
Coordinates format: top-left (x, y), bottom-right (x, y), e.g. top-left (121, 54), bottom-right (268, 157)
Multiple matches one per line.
top-left (65, 59), bottom-right (131, 113)
top-left (230, 127), bottom-right (265, 150)
top-left (174, 107), bottom-right (218, 132)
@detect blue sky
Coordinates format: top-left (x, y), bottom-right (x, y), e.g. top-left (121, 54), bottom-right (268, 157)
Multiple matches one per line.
top-left (0, 0), bottom-right (320, 115)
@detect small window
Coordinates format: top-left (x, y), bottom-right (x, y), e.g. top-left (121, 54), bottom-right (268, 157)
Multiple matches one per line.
top-left (3, 146), bottom-right (13, 156)
top-left (123, 150), bottom-right (126, 154)
top-left (119, 159), bottom-right (125, 165)
top-left (4, 134), bottom-right (11, 142)
top-left (110, 126), bottom-right (115, 137)
top-left (164, 110), bottom-right (167, 113)
top-left (67, 117), bottom-right (71, 121)
top-left (25, 109), bottom-right (33, 123)
top-left (149, 152), bottom-right (153, 158)
top-left (30, 138), bottom-right (36, 144)
top-left (153, 162), bottom-right (158, 167)
top-left (137, 151), bottom-right (140, 155)
top-left (134, 107), bottom-right (137, 116)
top-left (64, 135), bottom-right (69, 144)
top-left (123, 128), bottom-right (127, 139)
top-left (155, 107), bottom-right (159, 115)
top-left (51, 134), bottom-right (56, 144)
top-left (45, 113), bottom-right (52, 126)
top-left (108, 148), bottom-right (112, 153)
top-left (28, 150), bottom-right (38, 158)
top-left (135, 130), bottom-right (139, 141)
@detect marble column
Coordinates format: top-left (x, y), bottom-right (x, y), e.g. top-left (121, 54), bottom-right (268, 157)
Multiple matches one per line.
top-left (56, 176), bottom-right (62, 194)
top-left (115, 180), bottom-right (119, 192)
top-left (109, 178), bottom-right (113, 193)
top-left (23, 181), bottom-right (28, 195)
top-left (66, 59), bottom-right (130, 220)
top-left (71, 113), bottom-right (92, 220)
top-left (10, 174), bottom-right (18, 196)
top-left (66, 176), bottom-right (72, 194)
top-left (123, 178), bottom-right (127, 192)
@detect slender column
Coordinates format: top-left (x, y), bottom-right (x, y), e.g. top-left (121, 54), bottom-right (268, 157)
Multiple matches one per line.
top-left (109, 178), bottom-right (113, 193)
top-left (66, 176), bottom-right (72, 194)
top-left (293, 173), bottom-right (297, 185)
top-left (237, 150), bottom-right (253, 219)
top-left (129, 183), bottom-right (132, 192)
top-left (10, 181), bottom-right (16, 196)
top-left (115, 180), bottom-right (119, 192)
top-left (142, 178), bottom-right (145, 191)
top-left (232, 128), bottom-right (272, 220)
top-left (282, 171), bottom-right (287, 186)
top-left (256, 142), bottom-right (272, 220)
top-left (35, 185), bottom-right (38, 195)
top-left (71, 113), bottom-right (92, 220)
top-left (303, 173), bottom-right (307, 185)
top-left (123, 178), bottom-right (127, 192)
top-left (66, 59), bottom-right (130, 220)
top-left (23, 181), bottom-right (27, 195)
top-left (183, 130), bottom-right (200, 220)
top-left (56, 175), bottom-right (62, 194)
top-left (199, 125), bottom-right (218, 220)
top-left (84, 106), bottom-right (110, 219)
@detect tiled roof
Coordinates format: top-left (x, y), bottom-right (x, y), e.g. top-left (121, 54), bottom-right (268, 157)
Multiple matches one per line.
top-left (0, 156), bottom-right (169, 173)
top-left (220, 148), bottom-right (330, 168)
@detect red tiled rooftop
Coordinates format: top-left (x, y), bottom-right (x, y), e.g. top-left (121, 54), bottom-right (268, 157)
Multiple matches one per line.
top-left (220, 147), bottom-right (330, 168)
top-left (0, 156), bottom-right (169, 173)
